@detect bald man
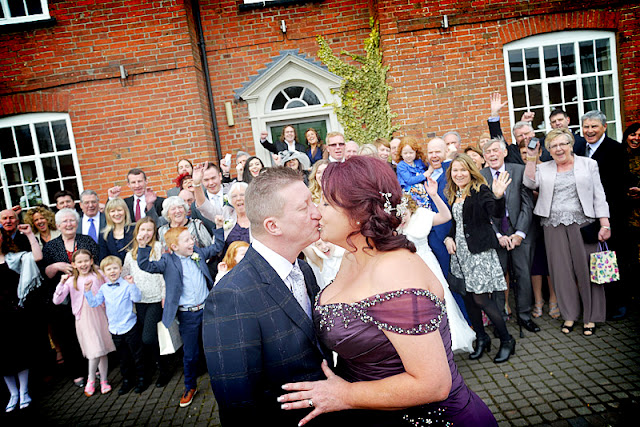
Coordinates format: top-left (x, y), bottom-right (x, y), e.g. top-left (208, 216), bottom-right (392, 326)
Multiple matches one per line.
top-left (1, 209), bottom-right (31, 251)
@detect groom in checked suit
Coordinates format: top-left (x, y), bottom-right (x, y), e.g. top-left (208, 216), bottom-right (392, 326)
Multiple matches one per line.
top-left (481, 138), bottom-right (540, 333)
top-left (203, 167), bottom-right (343, 426)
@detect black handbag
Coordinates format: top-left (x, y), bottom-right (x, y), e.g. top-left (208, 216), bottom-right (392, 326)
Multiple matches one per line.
top-left (446, 254), bottom-right (467, 296)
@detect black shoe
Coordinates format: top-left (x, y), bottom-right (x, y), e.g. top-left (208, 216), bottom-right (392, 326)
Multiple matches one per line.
top-left (469, 335), bottom-right (491, 360)
top-left (518, 317), bottom-right (541, 333)
top-left (118, 380), bottom-right (133, 395)
top-left (134, 378), bottom-right (148, 394)
top-left (494, 338), bottom-right (516, 363)
top-left (156, 372), bottom-right (172, 388)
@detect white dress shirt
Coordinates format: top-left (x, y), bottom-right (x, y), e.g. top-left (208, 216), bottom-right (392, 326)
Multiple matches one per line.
top-left (81, 212), bottom-right (101, 236)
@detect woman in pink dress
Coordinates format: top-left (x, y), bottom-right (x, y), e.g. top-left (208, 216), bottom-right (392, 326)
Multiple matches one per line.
top-left (53, 249), bottom-right (116, 397)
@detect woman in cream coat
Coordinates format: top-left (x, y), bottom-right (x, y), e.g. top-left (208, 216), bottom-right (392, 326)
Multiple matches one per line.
top-left (524, 128), bottom-right (610, 336)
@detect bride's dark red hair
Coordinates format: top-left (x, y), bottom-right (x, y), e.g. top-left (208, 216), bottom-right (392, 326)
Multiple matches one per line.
top-left (322, 156), bottom-right (416, 253)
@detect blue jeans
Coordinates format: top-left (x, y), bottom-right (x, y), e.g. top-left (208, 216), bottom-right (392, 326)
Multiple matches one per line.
top-left (176, 310), bottom-right (203, 390)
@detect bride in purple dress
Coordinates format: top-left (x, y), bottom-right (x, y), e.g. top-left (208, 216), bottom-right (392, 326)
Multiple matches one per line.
top-left (279, 156), bottom-right (496, 426)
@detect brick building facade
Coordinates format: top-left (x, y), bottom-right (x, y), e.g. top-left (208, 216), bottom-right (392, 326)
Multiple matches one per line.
top-left (1, 0), bottom-right (637, 209)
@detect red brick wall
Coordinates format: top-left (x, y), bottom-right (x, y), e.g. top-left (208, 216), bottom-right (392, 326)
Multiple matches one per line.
top-left (197, 0), bottom-right (372, 157)
top-left (377, 0), bottom-right (640, 146)
top-left (0, 0), bottom-right (216, 198)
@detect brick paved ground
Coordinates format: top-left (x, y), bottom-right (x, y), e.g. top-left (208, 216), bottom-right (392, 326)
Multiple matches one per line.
top-left (2, 304), bottom-right (638, 426)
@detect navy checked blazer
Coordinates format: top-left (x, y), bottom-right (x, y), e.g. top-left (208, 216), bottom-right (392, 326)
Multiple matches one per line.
top-left (202, 245), bottom-right (333, 426)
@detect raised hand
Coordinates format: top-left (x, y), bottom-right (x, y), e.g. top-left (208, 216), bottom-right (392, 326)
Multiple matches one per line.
top-left (108, 185), bottom-right (122, 199)
top-left (17, 223), bottom-right (33, 236)
top-left (260, 130), bottom-right (269, 141)
top-left (123, 275), bottom-right (134, 284)
top-left (192, 162), bottom-right (206, 186)
top-left (425, 176), bottom-right (438, 196)
top-left (492, 170), bottom-right (511, 198)
top-left (145, 188), bottom-right (157, 209)
top-left (214, 215), bottom-right (224, 229)
top-left (490, 92), bottom-right (508, 117)
top-left (521, 111), bottom-right (535, 122)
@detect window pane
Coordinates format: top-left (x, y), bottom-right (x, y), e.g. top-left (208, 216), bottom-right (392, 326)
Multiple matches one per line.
top-left (565, 104), bottom-right (579, 126)
top-left (511, 86), bottom-right (527, 108)
top-left (271, 92), bottom-right (287, 110)
top-left (62, 178), bottom-right (79, 198)
top-left (0, 128), bottom-right (17, 159)
top-left (8, 0), bottom-right (27, 17)
top-left (560, 43), bottom-right (576, 76)
top-left (607, 124), bottom-right (617, 141)
top-left (564, 80), bottom-right (578, 102)
top-left (42, 157), bottom-right (59, 180)
top-left (286, 100), bottom-right (306, 109)
top-left (508, 50), bottom-right (524, 82)
top-left (35, 122), bottom-right (54, 153)
top-left (23, 184), bottom-right (43, 207)
top-left (15, 125), bottom-right (35, 156)
top-left (583, 100), bottom-right (598, 113)
top-left (543, 45), bottom-right (560, 78)
top-left (52, 120), bottom-right (70, 151)
top-left (46, 181), bottom-right (62, 200)
top-left (22, 161), bottom-right (38, 182)
top-left (598, 75), bottom-right (613, 98)
top-left (595, 39), bottom-right (611, 72)
top-left (582, 76), bottom-right (597, 100)
top-left (529, 107), bottom-right (545, 132)
top-left (548, 82), bottom-right (562, 105)
top-left (58, 155), bottom-right (75, 176)
top-left (600, 99), bottom-right (615, 121)
top-left (284, 86), bottom-right (303, 99)
top-left (25, 0), bottom-right (43, 15)
top-left (528, 84), bottom-right (542, 106)
top-left (9, 187), bottom-right (24, 208)
top-left (579, 41), bottom-right (595, 73)
top-left (524, 48), bottom-right (540, 80)
top-left (4, 163), bottom-right (21, 186)
top-left (302, 89), bottom-right (320, 105)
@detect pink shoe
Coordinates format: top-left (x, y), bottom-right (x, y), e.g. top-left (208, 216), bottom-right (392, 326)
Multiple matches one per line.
top-left (84, 380), bottom-right (95, 397)
top-left (101, 381), bottom-right (112, 395)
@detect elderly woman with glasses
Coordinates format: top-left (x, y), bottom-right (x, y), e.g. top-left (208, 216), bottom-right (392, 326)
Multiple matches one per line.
top-left (524, 128), bottom-right (610, 337)
top-left (157, 196), bottom-right (212, 250)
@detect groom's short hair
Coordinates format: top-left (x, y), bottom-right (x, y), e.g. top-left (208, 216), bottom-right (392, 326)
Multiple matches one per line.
top-left (245, 167), bottom-right (303, 236)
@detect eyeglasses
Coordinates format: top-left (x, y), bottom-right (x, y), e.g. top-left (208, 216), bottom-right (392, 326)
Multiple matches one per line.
top-left (327, 143), bottom-right (345, 147)
top-left (549, 142), bottom-right (571, 151)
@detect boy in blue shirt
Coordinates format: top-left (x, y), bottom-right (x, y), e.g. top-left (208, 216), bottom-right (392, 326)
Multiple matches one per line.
top-left (85, 255), bottom-right (146, 395)
top-left (137, 219), bottom-right (224, 407)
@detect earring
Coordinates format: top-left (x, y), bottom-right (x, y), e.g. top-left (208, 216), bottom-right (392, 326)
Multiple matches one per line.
top-left (356, 221), bottom-right (361, 225)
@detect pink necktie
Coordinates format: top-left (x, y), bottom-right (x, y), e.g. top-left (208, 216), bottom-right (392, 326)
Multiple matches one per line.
top-left (135, 198), bottom-right (141, 221)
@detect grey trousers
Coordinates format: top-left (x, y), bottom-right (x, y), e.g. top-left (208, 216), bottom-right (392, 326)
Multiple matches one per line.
top-left (543, 223), bottom-right (606, 323)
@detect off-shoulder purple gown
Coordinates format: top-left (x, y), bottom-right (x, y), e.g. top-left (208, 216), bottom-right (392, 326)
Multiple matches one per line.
top-left (315, 288), bottom-right (497, 426)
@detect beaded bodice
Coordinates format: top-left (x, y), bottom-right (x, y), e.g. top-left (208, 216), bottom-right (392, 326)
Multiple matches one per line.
top-left (314, 288), bottom-right (450, 382)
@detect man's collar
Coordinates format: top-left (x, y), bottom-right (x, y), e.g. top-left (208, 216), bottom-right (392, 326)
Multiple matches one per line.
top-left (251, 238), bottom-right (295, 283)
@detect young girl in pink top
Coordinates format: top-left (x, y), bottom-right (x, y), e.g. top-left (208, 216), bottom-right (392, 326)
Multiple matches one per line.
top-left (53, 249), bottom-right (116, 396)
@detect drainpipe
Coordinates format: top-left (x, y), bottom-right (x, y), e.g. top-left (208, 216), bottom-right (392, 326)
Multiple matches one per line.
top-left (193, 0), bottom-right (223, 163)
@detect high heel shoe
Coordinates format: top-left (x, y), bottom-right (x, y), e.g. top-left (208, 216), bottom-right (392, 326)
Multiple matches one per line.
top-left (469, 335), bottom-right (491, 360)
top-left (493, 338), bottom-right (516, 363)
top-left (5, 395), bottom-right (18, 413)
top-left (19, 392), bottom-right (31, 410)
top-left (532, 301), bottom-right (544, 318)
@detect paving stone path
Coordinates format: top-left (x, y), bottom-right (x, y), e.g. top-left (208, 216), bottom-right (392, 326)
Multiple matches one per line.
top-left (2, 305), bottom-right (637, 426)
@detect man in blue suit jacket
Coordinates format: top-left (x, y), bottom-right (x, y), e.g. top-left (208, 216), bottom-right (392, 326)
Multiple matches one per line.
top-left (137, 221), bottom-right (224, 407)
top-left (202, 167), bottom-right (347, 426)
top-left (425, 138), bottom-right (452, 277)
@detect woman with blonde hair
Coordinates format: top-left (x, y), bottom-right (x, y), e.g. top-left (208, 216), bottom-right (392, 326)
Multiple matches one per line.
top-left (99, 198), bottom-right (134, 263)
top-left (308, 159), bottom-right (329, 205)
top-left (444, 153), bottom-right (515, 363)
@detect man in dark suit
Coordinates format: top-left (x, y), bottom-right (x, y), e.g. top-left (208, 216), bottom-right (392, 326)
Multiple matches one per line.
top-left (108, 168), bottom-right (164, 225)
top-left (581, 110), bottom-right (629, 319)
top-left (543, 108), bottom-right (587, 158)
top-left (79, 189), bottom-right (106, 247)
top-left (259, 126), bottom-right (306, 157)
top-left (0, 208), bottom-right (31, 251)
top-left (481, 139), bottom-right (539, 333)
top-left (202, 167), bottom-right (339, 426)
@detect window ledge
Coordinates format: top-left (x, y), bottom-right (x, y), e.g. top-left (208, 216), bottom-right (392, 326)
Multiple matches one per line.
top-left (239, 0), bottom-right (323, 12)
top-left (0, 18), bottom-right (56, 34)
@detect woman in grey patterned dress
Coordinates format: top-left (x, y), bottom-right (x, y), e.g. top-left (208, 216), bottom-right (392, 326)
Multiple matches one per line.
top-left (443, 154), bottom-right (515, 363)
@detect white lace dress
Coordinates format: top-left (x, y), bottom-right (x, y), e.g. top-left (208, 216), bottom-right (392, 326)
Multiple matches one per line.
top-left (400, 208), bottom-right (476, 353)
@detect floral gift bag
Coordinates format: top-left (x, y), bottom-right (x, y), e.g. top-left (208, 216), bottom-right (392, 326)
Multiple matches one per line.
top-left (590, 242), bottom-right (620, 284)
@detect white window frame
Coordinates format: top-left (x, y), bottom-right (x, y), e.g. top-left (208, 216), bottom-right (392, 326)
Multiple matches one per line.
top-left (268, 84), bottom-right (322, 111)
top-left (0, 0), bottom-right (50, 26)
top-left (0, 113), bottom-right (83, 210)
top-left (503, 30), bottom-right (622, 141)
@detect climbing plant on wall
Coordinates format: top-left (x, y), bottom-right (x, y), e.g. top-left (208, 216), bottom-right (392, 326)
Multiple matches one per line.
top-left (317, 18), bottom-right (400, 144)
